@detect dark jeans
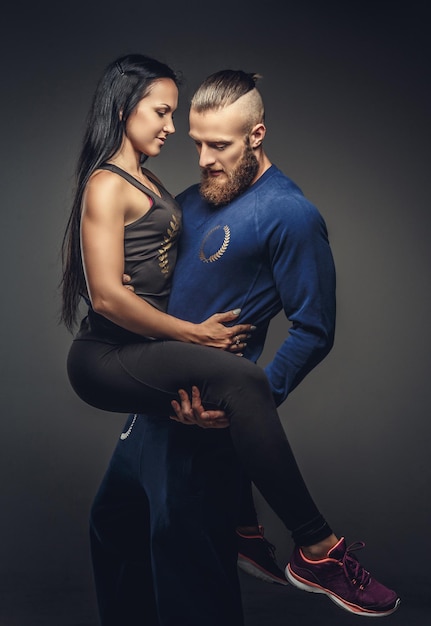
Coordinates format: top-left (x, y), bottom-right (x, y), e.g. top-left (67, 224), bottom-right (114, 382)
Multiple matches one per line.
top-left (90, 414), bottom-right (244, 626)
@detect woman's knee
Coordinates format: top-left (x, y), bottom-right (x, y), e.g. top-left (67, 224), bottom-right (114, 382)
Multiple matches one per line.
top-left (228, 358), bottom-right (271, 393)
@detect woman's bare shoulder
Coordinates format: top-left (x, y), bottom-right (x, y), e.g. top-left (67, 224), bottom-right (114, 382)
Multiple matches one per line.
top-left (83, 169), bottom-right (127, 217)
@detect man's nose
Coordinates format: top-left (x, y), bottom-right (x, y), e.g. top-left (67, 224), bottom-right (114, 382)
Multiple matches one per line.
top-left (199, 145), bottom-right (216, 168)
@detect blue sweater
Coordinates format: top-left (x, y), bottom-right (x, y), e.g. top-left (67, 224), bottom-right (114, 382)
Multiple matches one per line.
top-left (168, 165), bottom-right (336, 407)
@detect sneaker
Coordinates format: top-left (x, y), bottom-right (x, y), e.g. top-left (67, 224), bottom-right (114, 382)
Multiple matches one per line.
top-left (285, 537), bottom-right (400, 617)
top-left (237, 525), bottom-right (288, 586)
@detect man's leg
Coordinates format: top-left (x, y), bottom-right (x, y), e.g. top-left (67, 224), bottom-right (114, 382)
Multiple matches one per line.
top-left (236, 471), bottom-right (288, 585)
top-left (90, 414), bottom-right (159, 626)
top-left (91, 412), bottom-right (245, 626)
top-left (141, 415), bottom-right (245, 626)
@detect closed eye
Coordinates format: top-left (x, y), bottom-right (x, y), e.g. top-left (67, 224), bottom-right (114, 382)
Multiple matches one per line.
top-left (211, 143), bottom-right (228, 151)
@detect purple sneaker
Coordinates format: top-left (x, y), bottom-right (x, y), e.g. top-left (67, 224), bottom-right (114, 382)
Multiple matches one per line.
top-left (285, 537), bottom-right (400, 617)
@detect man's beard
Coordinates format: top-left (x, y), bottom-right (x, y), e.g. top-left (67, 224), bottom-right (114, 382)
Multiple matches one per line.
top-left (199, 144), bottom-right (259, 207)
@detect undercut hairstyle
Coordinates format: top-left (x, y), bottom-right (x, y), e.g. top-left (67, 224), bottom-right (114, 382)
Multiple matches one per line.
top-left (191, 69), bottom-right (265, 131)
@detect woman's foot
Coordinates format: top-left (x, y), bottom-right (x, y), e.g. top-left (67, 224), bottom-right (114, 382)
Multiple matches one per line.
top-left (286, 537), bottom-right (400, 617)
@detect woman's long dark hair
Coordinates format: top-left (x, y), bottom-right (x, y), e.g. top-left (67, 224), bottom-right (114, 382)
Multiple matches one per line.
top-left (60, 53), bottom-right (179, 332)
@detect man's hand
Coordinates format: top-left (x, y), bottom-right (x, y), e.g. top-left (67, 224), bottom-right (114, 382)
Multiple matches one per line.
top-left (170, 386), bottom-right (229, 429)
top-left (123, 274), bottom-right (134, 291)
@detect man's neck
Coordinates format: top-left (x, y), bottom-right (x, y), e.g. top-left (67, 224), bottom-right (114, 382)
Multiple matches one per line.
top-left (251, 151), bottom-right (272, 186)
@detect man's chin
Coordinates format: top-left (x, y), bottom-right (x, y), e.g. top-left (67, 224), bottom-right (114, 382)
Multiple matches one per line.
top-left (200, 177), bottom-right (229, 206)
top-left (199, 189), bottom-right (227, 207)
top-left (199, 146), bottom-right (259, 206)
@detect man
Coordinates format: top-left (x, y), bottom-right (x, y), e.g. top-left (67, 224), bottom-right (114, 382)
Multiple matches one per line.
top-left (89, 70), bottom-right (399, 626)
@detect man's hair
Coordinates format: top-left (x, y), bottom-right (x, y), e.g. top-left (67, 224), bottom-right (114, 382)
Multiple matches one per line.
top-left (191, 70), bottom-right (265, 130)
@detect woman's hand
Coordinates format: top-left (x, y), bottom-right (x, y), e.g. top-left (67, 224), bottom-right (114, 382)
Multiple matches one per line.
top-left (121, 274), bottom-right (253, 351)
top-left (193, 310), bottom-right (254, 351)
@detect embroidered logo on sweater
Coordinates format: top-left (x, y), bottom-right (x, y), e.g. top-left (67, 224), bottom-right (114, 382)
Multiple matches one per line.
top-left (199, 225), bottom-right (230, 263)
top-left (159, 213), bottom-right (180, 274)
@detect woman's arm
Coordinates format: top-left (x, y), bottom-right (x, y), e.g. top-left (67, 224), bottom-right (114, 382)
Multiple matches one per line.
top-left (80, 171), bottom-right (250, 348)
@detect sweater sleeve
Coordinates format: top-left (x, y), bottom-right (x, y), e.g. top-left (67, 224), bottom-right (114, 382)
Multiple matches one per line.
top-left (262, 194), bottom-right (336, 406)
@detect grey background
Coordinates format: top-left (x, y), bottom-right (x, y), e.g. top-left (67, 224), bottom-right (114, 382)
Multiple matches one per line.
top-left (1, 0), bottom-right (430, 622)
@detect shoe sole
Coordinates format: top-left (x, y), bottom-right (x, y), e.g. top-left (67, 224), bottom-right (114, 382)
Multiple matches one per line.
top-left (238, 555), bottom-right (289, 586)
top-left (285, 565), bottom-right (400, 617)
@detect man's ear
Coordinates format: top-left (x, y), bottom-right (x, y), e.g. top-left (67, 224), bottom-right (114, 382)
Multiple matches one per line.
top-left (249, 123), bottom-right (266, 148)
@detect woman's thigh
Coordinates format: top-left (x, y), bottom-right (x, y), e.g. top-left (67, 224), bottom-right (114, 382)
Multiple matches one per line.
top-left (67, 339), bottom-right (267, 416)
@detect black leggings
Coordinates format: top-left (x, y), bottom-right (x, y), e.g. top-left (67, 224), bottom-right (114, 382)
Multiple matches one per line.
top-left (67, 337), bottom-right (332, 546)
